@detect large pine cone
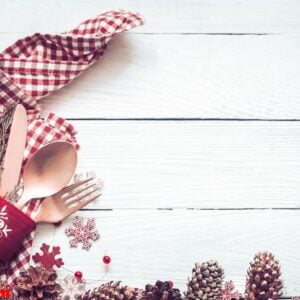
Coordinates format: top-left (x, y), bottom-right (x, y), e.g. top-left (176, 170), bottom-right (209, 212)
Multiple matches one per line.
top-left (185, 260), bottom-right (224, 300)
top-left (245, 252), bottom-right (283, 300)
top-left (142, 280), bottom-right (182, 300)
top-left (77, 281), bottom-right (142, 300)
top-left (12, 266), bottom-right (62, 299)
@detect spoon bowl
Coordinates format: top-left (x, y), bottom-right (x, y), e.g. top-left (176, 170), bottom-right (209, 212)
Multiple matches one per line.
top-left (17, 141), bottom-right (77, 208)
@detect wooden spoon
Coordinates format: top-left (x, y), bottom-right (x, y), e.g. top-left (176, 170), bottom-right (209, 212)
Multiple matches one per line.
top-left (16, 141), bottom-right (77, 208)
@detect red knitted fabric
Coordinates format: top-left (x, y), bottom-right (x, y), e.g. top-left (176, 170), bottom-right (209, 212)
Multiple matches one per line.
top-left (0, 197), bottom-right (36, 262)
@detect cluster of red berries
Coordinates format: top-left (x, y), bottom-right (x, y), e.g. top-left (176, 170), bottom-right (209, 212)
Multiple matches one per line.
top-left (74, 255), bottom-right (111, 281)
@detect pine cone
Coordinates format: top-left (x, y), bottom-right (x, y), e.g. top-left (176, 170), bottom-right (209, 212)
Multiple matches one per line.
top-left (77, 281), bottom-right (142, 300)
top-left (185, 260), bottom-right (224, 300)
top-left (12, 266), bottom-right (62, 299)
top-left (142, 280), bottom-right (182, 300)
top-left (245, 252), bottom-right (283, 300)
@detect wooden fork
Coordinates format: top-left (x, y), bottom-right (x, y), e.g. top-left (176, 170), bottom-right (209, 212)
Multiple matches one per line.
top-left (31, 178), bottom-right (102, 223)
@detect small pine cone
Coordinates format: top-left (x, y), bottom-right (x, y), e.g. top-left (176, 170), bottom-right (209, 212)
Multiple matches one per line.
top-left (77, 281), bottom-right (142, 300)
top-left (12, 266), bottom-right (62, 299)
top-left (142, 280), bottom-right (182, 300)
top-left (245, 252), bottom-right (283, 300)
top-left (185, 260), bottom-right (224, 300)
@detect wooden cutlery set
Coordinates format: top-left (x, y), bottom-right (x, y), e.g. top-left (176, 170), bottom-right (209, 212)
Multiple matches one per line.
top-left (0, 104), bottom-right (101, 262)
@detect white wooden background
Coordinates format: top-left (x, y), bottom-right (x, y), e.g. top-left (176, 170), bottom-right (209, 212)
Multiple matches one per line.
top-left (1, 0), bottom-right (300, 297)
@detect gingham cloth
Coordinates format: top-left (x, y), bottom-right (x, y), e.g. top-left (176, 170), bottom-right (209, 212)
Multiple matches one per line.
top-left (0, 10), bottom-right (144, 283)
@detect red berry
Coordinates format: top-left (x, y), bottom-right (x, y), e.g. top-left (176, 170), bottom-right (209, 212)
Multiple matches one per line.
top-left (103, 255), bottom-right (111, 264)
top-left (74, 271), bottom-right (83, 281)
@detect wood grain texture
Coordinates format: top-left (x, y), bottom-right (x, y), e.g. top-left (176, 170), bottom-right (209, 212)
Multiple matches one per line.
top-left (0, 0), bottom-right (300, 34)
top-left (72, 120), bottom-right (300, 209)
top-left (32, 210), bottom-right (300, 295)
top-left (0, 34), bottom-right (294, 119)
top-left (2, 1), bottom-right (299, 296)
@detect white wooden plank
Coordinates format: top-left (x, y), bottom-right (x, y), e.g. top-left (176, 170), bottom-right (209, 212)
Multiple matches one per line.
top-left (1, 0), bottom-right (300, 34)
top-left (32, 210), bottom-right (300, 296)
top-left (71, 120), bottom-right (300, 209)
top-left (0, 34), bottom-right (296, 119)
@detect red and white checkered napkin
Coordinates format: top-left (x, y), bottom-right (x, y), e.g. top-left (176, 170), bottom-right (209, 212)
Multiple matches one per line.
top-left (0, 10), bottom-right (144, 283)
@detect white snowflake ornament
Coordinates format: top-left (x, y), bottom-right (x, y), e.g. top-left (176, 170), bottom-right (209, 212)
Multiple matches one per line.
top-left (0, 205), bottom-right (12, 238)
top-left (65, 216), bottom-right (100, 250)
top-left (60, 274), bottom-right (86, 300)
top-left (218, 281), bottom-right (242, 300)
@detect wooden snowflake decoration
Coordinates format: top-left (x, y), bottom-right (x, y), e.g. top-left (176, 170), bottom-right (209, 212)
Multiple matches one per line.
top-left (32, 243), bottom-right (64, 269)
top-left (218, 281), bottom-right (243, 300)
top-left (65, 216), bottom-right (100, 250)
top-left (60, 274), bottom-right (86, 300)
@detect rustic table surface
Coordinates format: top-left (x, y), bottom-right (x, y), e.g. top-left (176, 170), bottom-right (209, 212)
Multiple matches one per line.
top-left (1, 0), bottom-right (300, 297)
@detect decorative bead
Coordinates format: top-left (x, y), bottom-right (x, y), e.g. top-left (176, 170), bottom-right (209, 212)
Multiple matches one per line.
top-left (75, 271), bottom-right (83, 281)
top-left (103, 255), bottom-right (111, 264)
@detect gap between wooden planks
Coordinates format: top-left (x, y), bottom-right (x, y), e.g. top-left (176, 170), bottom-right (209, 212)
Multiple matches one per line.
top-left (0, 17), bottom-right (299, 120)
top-left (0, 0), bottom-right (299, 34)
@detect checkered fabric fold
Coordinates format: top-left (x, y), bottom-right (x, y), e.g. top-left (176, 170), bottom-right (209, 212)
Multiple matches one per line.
top-left (0, 10), bottom-right (144, 283)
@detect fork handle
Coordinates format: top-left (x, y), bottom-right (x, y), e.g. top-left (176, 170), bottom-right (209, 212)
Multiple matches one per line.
top-left (30, 210), bottom-right (40, 223)
top-left (16, 192), bottom-right (31, 209)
